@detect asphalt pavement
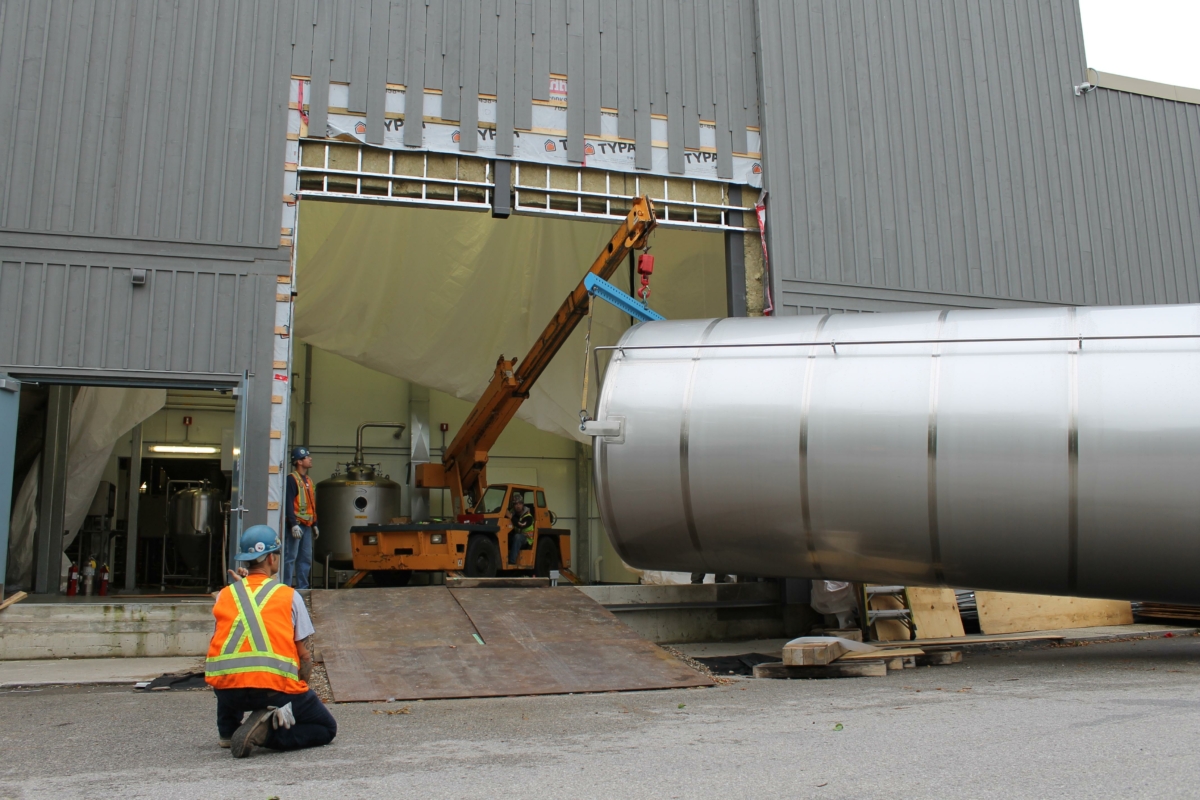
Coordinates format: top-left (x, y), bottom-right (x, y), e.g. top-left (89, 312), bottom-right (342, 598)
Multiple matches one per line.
top-left (1, 636), bottom-right (1198, 799)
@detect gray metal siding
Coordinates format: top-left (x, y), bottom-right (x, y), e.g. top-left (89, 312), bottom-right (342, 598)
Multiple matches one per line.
top-left (0, 245), bottom-right (275, 382)
top-left (289, 0), bottom-right (761, 173)
top-left (756, 0), bottom-right (1200, 313)
top-left (0, 0), bottom-right (294, 251)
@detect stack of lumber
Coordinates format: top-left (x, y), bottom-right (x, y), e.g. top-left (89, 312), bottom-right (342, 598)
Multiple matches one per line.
top-left (752, 636), bottom-right (962, 679)
top-left (1135, 603), bottom-right (1200, 622)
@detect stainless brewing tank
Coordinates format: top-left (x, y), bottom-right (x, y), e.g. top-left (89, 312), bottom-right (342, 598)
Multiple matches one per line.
top-left (315, 465), bottom-right (401, 565)
top-left (168, 484), bottom-right (223, 575)
top-left (590, 304), bottom-right (1200, 604)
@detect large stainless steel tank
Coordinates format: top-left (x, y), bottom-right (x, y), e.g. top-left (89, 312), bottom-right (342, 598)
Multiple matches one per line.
top-left (314, 422), bottom-right (405, 566)
top-left (168, 484), bottom-right (223, 576)
top-left (590, 305), bottom-right (1200, 604)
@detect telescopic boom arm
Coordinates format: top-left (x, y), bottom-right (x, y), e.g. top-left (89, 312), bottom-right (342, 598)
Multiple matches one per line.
top-left (415, 196), bottom-right (658, 514)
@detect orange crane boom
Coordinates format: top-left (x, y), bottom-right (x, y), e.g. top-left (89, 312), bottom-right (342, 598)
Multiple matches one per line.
top-left (416, 196), bottom-right (657, 514)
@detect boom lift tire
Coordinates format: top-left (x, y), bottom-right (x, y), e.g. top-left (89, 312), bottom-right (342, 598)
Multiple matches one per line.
top-left (465, 534), bottom-right (501, 578)
top-left (534, 537), bottom-right (562, 578)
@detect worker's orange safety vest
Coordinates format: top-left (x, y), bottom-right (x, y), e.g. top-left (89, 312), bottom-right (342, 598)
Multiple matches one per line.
top-left (291, 471), bottom-right (317, 525)
top-left (204, 574), bottom-right (307, 694)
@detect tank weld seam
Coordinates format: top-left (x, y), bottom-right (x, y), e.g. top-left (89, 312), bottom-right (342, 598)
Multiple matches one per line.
top-left (799, 314), bottom-right (832, 577)
top-left (1067, 308), bottom-right (1080, 593)
top-left (680, 319), bottom-right (724, 559)
top-left (927, 310), bottom-right (950, 585)
top-left (596, 331), bottom-right (1200, 354)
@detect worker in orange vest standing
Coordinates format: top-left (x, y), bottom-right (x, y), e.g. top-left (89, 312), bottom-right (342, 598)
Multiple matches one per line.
top-left (205, 525), bottom-right (337, 758)
top-left (285, 446), bottom-right (319, 589)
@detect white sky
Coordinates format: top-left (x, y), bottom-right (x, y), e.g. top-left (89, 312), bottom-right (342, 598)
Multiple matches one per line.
top-left (1079, 0), bottom-right (1200, 90)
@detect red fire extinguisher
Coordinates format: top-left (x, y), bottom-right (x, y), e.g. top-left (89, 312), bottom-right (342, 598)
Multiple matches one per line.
top-left (98, 564), bottom-right (110, 597)
top-left (66, 563), bottom-right (79, 596)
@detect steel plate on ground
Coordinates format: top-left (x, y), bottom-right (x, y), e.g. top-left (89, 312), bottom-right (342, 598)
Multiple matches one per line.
top-left (311, 586), bottom-right (713, 701)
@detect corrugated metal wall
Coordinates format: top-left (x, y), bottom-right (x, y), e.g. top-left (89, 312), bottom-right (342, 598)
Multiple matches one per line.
top-left (0, 0), bottom-right (294, 248)
top-left (292, 0), bottom-right (760, 178)
top-left (0, 256), bottom-right (271, 382)
top-left (755, 0), bottom-right (1200, 315)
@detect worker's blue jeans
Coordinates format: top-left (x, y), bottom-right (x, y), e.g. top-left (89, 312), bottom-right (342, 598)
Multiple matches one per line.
top-left (283, 524), bottom-right (313, 589)
top-left (215, 687), bottom-right (337, 750)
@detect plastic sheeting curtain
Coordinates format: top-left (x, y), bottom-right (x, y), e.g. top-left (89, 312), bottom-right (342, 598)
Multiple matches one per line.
top-left (294, 201), bottom-right (725, 442)
top-left (4, 387), bottom-right (165, 590)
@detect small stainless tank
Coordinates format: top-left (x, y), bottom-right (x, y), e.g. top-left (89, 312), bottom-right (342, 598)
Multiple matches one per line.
top-left (314, 422), bottom-right (404, 566)
top-left (169, 483), bottom-right (223, 576)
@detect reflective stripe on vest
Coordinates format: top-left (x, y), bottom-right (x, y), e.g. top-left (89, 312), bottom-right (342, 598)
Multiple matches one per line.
top-left (291, 471), bottom-right (316, 524)
top-left (204, 578), bottom-right (299, 681)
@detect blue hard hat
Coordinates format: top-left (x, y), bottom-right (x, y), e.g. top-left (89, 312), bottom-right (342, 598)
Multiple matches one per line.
top-left (235, 524), bottom-right (282, 561)
top-left (291, 446), bottom-right (311, 463)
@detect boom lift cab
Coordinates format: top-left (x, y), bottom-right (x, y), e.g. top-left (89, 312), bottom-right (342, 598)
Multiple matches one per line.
top-left (350, 196), bottom-right (658, 582)
top-left (352, 483), bottom-right (569, 579)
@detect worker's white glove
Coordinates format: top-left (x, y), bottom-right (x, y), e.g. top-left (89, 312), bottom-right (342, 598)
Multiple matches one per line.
top-left (267, 702), bottom-right (295, 730)
top-left (291, 525), bottom-right (303, 540)
top-left (312, 524), bottom-right (320, 540)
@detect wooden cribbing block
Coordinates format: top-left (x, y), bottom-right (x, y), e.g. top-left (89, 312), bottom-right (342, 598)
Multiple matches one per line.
top-left (0, 591), bottom-right (29, 613)
top-left (839, 647), bottom-right (923, 662)
top-left (915, 650), bottom-right (963, 667)
top-left (754, 660), bottom-right (888, 679)
top-left (784, 640), bottom-right (850, 666)
top-left (976, 592), bottom-right (1133, 635)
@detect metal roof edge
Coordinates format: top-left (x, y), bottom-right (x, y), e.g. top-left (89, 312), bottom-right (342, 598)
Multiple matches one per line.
top-left (1087, 68), bottom-right (1200, 106)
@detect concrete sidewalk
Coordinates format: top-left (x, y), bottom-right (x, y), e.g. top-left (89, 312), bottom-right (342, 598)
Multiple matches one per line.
top-left (0, 656), bottom-right (203, 688)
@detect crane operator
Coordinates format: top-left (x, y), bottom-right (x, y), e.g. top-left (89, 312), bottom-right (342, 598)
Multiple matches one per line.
top-left (506, 493), bottom-right (535, 566)
top-left (206, 525), bottom-right (337, 758)
top-left (285, 446), bottom-right (319, 589)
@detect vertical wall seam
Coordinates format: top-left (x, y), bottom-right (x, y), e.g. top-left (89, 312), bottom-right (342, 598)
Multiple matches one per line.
top-left (10, 262), bottom-right (27, 363)
top-left (33, 263), bottom-right (47, 363)
top-left (89, 0), bottom-right (118, 235)
top-left (1, 0), bottom-right (30, 227)
top-left (67, 0), bottom-right (98, 232)
top-left (131, 0), bottom-right (160, 236)
top-left (175, 0), bottom-right (200, 240)
top-left (101, 264), bottom-right (113, 367)
top-left (22, 1), bottom-right (53, 229)
top-left (153, 0), bottom-right (181, 239)
top-left (215, 0), bottom-right (242, 243)
top-left (44, 0), bottom-right (75, 231)
top-left (55, 263), bottom-right (69, 365)
top-left (255, 0), bottom-right (280, 247)
top-left (194, 0), bottom-right (221, 239)
top-left (235, 0), bottom-right (261, 243)
top-left (77, 261), bottom-right (91, 365)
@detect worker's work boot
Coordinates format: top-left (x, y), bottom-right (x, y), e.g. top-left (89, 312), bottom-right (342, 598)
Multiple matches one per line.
top-left (218, 738), bottom-right (231, 749)
top-left (230, 709), bottom-right (273, 758)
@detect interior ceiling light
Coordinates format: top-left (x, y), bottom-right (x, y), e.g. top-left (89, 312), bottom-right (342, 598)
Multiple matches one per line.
top-left (149, 444), bottom-right (219, 454)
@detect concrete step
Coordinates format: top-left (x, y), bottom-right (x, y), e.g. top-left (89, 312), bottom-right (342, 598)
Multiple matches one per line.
top-left (0, 600), bottom-right (214, 660)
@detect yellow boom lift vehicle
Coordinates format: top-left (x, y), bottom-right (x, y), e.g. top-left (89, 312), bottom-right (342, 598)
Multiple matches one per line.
top-left (351, 197), bottom-right (658, 581)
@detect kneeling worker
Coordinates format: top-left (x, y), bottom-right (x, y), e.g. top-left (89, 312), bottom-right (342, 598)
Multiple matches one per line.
top-left (205, 524), bottom-right (337, 758)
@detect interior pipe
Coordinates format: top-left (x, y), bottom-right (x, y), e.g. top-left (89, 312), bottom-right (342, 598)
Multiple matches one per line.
top-left (354, 422), bottom-right (407, 464)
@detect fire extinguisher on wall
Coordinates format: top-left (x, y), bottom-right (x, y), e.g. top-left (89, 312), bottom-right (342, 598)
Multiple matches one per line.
top-left (98, 564), bottom-right (110, 597)
top-left (66, 563), bottom-right (79, 596)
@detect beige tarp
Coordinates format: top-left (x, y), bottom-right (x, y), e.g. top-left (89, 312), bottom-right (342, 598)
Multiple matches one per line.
top-left (295, 201), bottom-right (724, 441)
top-left (5, 387), bottom-right (164, 590)
top-left (62, 387), bottom-right (166, 550)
